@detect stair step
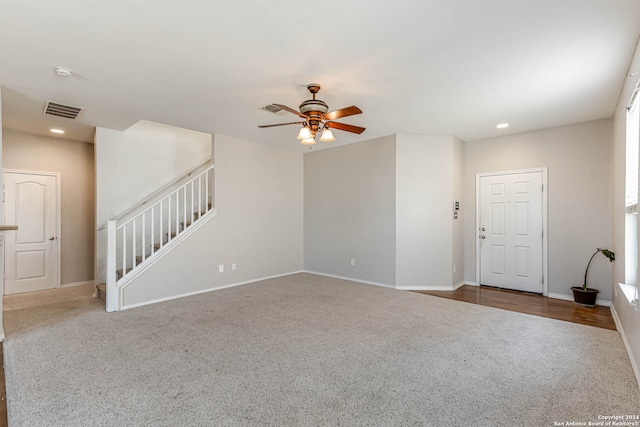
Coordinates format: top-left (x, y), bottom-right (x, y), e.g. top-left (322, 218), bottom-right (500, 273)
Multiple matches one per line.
top-left (116, 268), bottom-right (133, 280)
top-left (193, 203), bottom-right (213, 220)
top-left (95, 283), bottom-right (106, 301)
top-left (150, 204), bottom-right (213, 250)
top-left (135, 254), bottom-right (152, 265)
top-left (153, 239), bottom-right (170, 251)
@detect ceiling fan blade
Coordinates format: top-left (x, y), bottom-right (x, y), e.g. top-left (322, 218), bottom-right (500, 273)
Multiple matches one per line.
top-left (324, 106), bottom-right (362, 121)
top-left (258, 121), bottom-right (304, 128)
top-left (327, 121), bottom-right (366, 134)
top-left (272, 104), bottom-right (306, 118)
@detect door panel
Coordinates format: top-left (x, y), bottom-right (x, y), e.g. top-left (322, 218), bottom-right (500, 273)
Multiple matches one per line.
top-left (4, 172), bottom-right (58, 294)
top-left (491, 245), bottom-right (505, 274)
top-left (480, 171), bottom-right (543, 293)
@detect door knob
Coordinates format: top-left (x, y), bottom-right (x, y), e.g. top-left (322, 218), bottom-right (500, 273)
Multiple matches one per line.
top-left (480, 235), bottom-right (486, 239)
top-left (481, 227), bottom-right (486, 231)
top-left (49, 237), bottom-right (55, 240)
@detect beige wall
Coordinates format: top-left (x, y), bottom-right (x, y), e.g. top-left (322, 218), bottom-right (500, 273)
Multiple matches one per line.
top-left (463, 119), bottom-right (613, 300)
top-left (2, 128), bottom-right (95, 286)
top-left (304, 135), bottom-right (397, 286)
top-left (94, 120), bottom-right (211, 283)
top-left (396, 134), bottom-right (463, 289)
top-left (121, 134), bottom-right (303, 306)
top-left (611, 40), bottom-right (640, 385)
top-left (0, 92), bottom-right (4, 340)
top-left (303, 133), bottom-right (464, 290)
top-left (452, 136), bottom-right (464, 285)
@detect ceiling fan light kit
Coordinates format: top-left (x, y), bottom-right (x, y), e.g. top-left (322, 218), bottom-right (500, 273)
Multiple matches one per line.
top-left (297, 126), bottom-right (312, 140)
top-left (259, 83), bottom-right (365, 146)
top-left (319, 128), bottom-right (335, 142)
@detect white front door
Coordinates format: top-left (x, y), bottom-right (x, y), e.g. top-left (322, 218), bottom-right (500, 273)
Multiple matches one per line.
top-left (479, 171), bottom-right (543, 293)
top-left (4, 171), bottom-right (59, 295)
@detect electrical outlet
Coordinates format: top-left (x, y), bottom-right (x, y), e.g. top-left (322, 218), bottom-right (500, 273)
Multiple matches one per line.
top-left (350, 258), bottom-right (355, 266)
top-left (453, 265), bottom-right (456, 273)
top-left (232, 263), bottom-right (237, 271)
top-left (218, 265), bottom-right (224, 273)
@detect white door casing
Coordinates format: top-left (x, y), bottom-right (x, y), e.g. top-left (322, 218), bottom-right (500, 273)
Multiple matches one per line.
top-left (4, 170), bottom-right (60, 295)
top-left (477, 169), bottom-right (547, 294)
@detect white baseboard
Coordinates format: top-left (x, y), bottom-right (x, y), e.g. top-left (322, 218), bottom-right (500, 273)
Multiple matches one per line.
top-left (465, 281), bottom-right (478, 287)
top-left (397, 285), bottom-right (452, 291)
top-left (396, 280), bottom-right (467, 292)
top-left (302, 271), bottom-right (395, 289)
top-left (548, 292), bottom-right (611, 307)
top-left (120, 270), bottom-right (304, 311)
top-left (610, 303), bottom-right (640, 389)
top-left (453, 281), bottom-right (466, 290)
top-left (61, 280), bottom-right (95, 288)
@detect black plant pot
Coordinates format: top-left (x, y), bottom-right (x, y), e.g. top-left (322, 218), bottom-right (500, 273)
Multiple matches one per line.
top-left (571, 287), bottom-right (599, 307)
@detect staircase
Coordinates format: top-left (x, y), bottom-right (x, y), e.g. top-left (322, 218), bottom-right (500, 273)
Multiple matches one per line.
top-left (97, 163), bottom-right (216, 311)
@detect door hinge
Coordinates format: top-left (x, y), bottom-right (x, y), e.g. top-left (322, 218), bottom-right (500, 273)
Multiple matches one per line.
top-left (541, 184), bottom-right (544, 192)
top-left (542, 275), bottom-right (544, 284)
top-left (541, 229), bottom-right (544, 238)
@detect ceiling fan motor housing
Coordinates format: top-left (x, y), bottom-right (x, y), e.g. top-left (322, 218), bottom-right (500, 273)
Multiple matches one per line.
top-left (300, 99), bottom-right (328, 132)
top-left (299, 99), bottom-right (329, 115)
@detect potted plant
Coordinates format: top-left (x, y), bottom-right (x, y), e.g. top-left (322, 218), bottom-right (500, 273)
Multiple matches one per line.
top-left (571, 248), bottom-right (615, 307)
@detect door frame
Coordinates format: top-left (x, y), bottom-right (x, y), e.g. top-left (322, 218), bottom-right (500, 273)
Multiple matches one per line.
top-left (3, 168), bottom-right (62, 291)
top-left (475, 167), bottom-right (548, 295)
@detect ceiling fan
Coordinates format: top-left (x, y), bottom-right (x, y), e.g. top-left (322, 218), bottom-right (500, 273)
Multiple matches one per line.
top-left (259, 83), bottom-right (365, 145)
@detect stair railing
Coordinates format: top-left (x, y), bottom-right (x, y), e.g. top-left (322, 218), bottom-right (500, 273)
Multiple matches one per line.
top-left (106, 165), bottom-right (214, 311)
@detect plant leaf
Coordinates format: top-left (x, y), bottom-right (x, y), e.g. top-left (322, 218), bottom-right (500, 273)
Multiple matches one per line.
top-left (599, 248), bottom-right (615, 262)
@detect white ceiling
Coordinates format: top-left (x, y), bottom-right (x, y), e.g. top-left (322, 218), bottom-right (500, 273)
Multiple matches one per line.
top-left (1, 0), bottom-right (639, 151)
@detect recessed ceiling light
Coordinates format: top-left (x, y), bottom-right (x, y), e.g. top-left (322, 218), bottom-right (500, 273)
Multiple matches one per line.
top-left (50, 128), bottom-right (65, 134)
top-left (496, 123), bottom-right (509, 129)
top-left (54, 66), bottom-right (73, 77)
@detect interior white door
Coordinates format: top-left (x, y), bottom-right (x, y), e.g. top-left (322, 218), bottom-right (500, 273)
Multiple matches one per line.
top-left (4, 171), bottom-right (59, 295)
top-left (479, 171), bottom-right (543, 293)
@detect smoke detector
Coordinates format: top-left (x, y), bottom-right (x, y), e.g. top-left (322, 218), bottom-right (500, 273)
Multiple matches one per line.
top-left (54, 66), bottom-right (73, 77)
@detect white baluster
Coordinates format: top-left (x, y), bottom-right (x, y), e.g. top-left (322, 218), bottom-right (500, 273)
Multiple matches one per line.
top-left (106, 220), bottom-right (117, 312)
top-left (122, 225), bottom-right (126, 279)
top-left (191, 181), bottom-right (195, 222)
top-left (205, 170), bottom-right (209, 212)
top-left (151, 207), bottom-right (155, 254)
top-left (142, 212), bottom-right (146, 262)
top-left (132, 219), bottom-right (136, 274)
top-left (160, 200), bottom-right (164, 248)
top-left (175, 189), bottom-right (179, 238)
top-left (167, 195), bottom-right (171, 242)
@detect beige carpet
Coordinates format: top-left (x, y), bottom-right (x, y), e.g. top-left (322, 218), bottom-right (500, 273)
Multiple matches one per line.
top-left (3, 273), bottom-right (639, 426)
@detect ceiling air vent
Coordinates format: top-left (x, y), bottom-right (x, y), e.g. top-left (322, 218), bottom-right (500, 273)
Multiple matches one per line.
top-left (262, 104), bottom-right (283, 114)
top-left (43, 101), bottom-right (83, 119)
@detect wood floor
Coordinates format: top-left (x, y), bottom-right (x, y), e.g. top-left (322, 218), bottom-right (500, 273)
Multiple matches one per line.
top-left (415, 285), bottom-right (616, 330)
